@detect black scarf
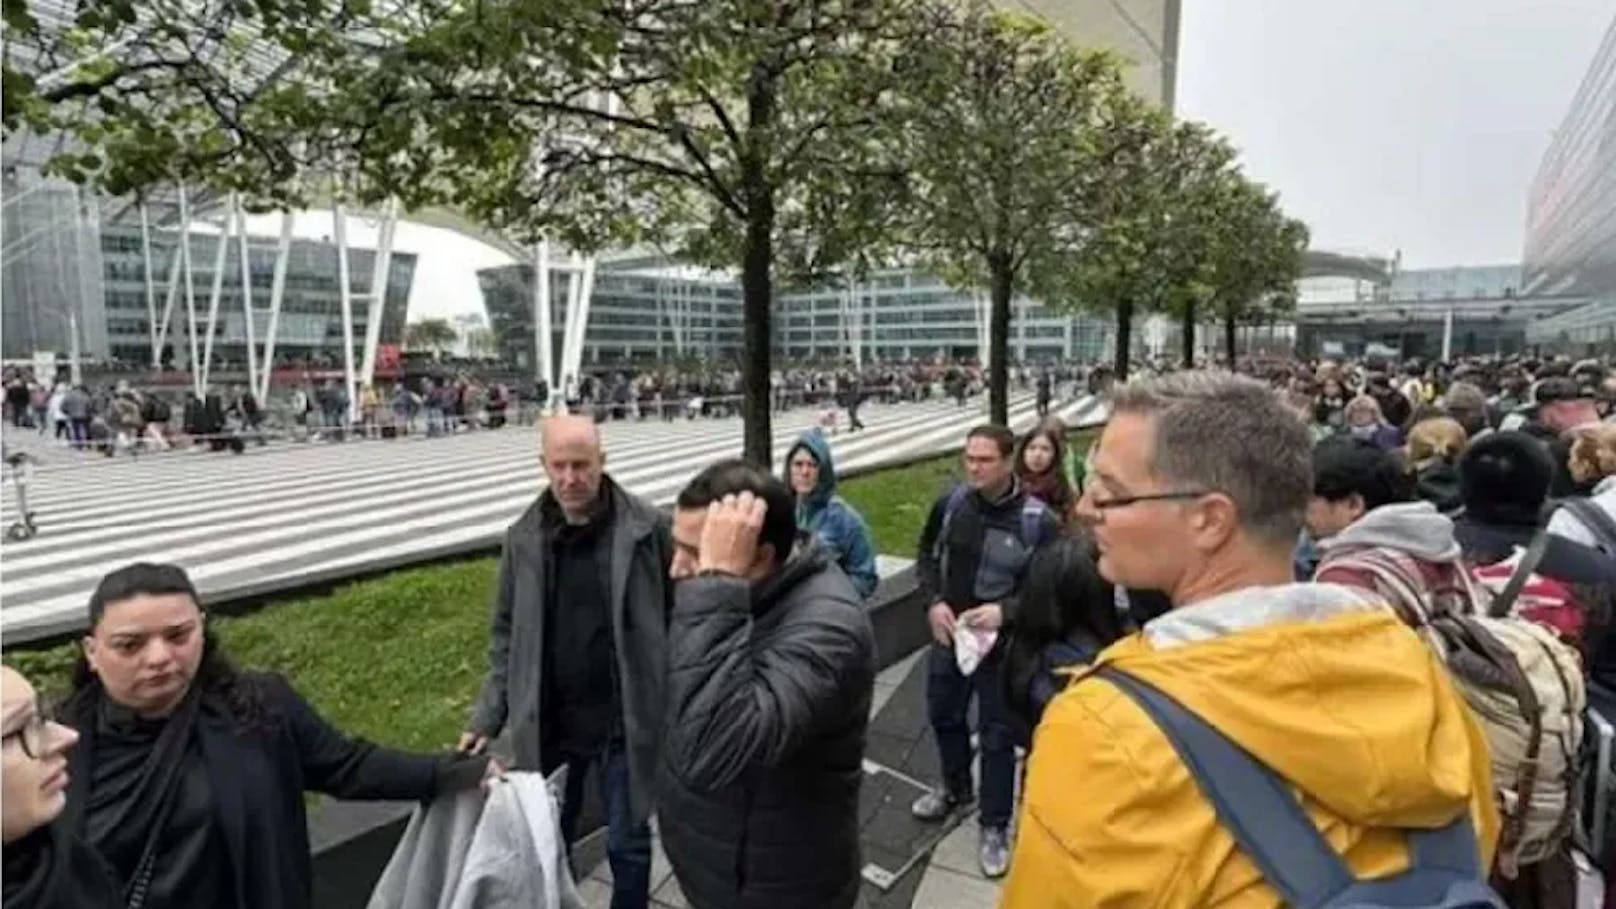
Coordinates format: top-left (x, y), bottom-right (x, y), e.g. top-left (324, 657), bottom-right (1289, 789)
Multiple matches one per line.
top-left (2, 822), bottom-right (120, 909)
top-left (83, 689), bottom-right (201, 905)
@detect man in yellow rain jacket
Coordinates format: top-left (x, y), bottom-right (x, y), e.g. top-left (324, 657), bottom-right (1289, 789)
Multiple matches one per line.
top-left (1001, 371), bottom-right (1498, 909)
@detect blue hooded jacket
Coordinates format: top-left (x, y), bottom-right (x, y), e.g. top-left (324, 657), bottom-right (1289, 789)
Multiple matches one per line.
top-left (784, 430), bottom-right (880, 598)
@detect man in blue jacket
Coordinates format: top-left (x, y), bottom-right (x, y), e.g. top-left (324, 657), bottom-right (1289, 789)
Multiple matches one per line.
top-left (783, 430), bottom-right (880, 598)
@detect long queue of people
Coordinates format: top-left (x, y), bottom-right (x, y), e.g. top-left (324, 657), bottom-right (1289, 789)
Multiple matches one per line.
top-left (6, 364), bottom-right (1616, 909)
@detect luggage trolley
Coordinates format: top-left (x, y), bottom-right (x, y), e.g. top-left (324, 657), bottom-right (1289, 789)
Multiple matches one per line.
top-left (4, 449), bottom-right (38, 541)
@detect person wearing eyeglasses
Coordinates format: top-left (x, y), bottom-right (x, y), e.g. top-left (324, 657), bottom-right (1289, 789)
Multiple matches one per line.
top-left (1000, 371), bottom-right (1498, 908)
top-left (911, 424), bottom-right (1061, 879)
top-left (3, 665), bottom-right (120, 909)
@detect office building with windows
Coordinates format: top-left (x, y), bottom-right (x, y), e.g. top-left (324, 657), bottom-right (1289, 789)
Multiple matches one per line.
top-left (1, 174), bottom-right (415, 367)
top-left (1523, 12), bottom-right (1616, 353)
top-left (479, 254), bottom-right (1113, 369)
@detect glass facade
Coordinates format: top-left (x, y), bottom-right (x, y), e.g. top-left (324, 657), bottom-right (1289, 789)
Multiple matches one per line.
top-left (479, 261), bottom-right (1112, 367)
top-left (97, 226), bottom-right (415, 368)
top-left (1522, 12), bottom-right (1616, 350)
top-left (1, 179), bottom-right (416, 367)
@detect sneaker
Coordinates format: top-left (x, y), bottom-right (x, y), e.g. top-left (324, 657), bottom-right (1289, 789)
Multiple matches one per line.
top-left (910, 787), bottom-right (974, 822)
top-left (979, 826), bottom-right (1010, 878)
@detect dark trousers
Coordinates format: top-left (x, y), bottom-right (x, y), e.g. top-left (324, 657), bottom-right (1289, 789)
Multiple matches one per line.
top-left (846, 401), bottom-right (864, 431)
top-left (925, 641), bottom-right (1015, 829)
top-left (558, 741), bottom-right (653, 909)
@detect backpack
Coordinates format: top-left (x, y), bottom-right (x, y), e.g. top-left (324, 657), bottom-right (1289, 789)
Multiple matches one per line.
top-left (1096, 666), bottom-right (1505, 908)
top-left (1318, 543), bottom-right (1587, 878)
top-left (936, 482), bottom-right (1052, 555)
top-left (1314, 547), bottom-right (1489, 651)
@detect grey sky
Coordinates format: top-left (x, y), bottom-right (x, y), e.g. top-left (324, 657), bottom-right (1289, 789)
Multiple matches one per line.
top-left (1175, 0), bottom-right (1613, 269)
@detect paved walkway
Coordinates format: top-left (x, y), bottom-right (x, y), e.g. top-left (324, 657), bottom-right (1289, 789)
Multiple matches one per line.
top-left (0, 393), bottom-right (1106, 642)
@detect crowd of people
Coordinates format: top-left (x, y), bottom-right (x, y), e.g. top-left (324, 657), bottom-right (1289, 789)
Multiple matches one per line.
top-left (4, 352), bottom-right (1616, 909)
top-left (1, 358), bottom-right (1093, 459)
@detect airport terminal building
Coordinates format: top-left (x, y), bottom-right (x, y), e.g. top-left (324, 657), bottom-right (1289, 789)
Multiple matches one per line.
top-left (1523, 12), bottom-right (1616, 353)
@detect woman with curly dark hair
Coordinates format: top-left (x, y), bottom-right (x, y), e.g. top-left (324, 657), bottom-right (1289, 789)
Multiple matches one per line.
top-left (56, 563), bottom-right (496, 909)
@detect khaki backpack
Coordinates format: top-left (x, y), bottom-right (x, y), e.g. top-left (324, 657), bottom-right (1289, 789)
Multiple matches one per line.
top-left (1316, 545), bottom-right (1586, 879)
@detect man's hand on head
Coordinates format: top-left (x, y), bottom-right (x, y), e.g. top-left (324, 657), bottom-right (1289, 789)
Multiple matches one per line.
top-left (697, 491), bottom-right (767, 577)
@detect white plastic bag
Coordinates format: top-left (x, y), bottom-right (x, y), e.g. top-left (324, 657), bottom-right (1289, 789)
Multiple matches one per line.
top-left (954, 618), bottom-right (998, 676)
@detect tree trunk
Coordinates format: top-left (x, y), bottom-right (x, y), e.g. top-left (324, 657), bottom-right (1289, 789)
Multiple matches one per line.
top-left (1180, 301), bottom-right (1196, 368)
top-left (1224, 309), bottom-right (1239, 367)
top-left (988, 255), bottom-right (1013, 426)
top-left (739, 65), bottom-right (777, 467)
top-left (1113, 297), bottom-right (1133, 381)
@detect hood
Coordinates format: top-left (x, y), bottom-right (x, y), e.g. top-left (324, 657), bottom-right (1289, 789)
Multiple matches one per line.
top-left (1097, 582), bottom-right (1490, 831)
top-left (1317, 500), bottom-right (1462, 562)
top-left (785, 429), bottom-right (839, 514)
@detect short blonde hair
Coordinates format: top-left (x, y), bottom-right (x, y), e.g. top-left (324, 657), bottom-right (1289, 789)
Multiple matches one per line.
top-left (1345, 395), bottom-right (1384, 423)
top-left (1405, 417), bottom-right (1468, 470)
top-left (1568, 424), bottom-right (1616, 484)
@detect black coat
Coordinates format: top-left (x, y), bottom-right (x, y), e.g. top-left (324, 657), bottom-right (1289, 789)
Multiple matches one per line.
top-left (60, 673), bottom-right (447, 909)
top-left (658, 547), bottom-right (876, 909)
top-left (1, 822), bottom-right (120, 909)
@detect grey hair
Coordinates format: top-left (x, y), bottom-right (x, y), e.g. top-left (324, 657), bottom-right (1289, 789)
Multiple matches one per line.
top-left (1109, 371), bottom-right (1312, 547)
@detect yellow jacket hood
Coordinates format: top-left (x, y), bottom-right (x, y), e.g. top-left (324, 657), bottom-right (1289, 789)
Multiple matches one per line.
top-left (1001, 582), bottom-right (1498, 909)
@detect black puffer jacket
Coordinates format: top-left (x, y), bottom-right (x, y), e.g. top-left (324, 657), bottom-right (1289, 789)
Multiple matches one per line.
top-left (658, 546), bottom-right (876, 909)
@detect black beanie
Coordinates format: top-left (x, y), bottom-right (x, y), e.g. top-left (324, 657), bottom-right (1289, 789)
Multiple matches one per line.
top-left (1458, 431), bottom-right (1554, 527)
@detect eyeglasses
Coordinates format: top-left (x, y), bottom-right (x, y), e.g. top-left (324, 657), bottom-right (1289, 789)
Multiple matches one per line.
top-left (1085, 490), bottom-right (1212, 511)
top-left (1, 712), bottom-right (50, 760)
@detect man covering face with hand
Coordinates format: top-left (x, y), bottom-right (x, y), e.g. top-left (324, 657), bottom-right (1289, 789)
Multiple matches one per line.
top-left (658, 459), bottom-right (876, 909)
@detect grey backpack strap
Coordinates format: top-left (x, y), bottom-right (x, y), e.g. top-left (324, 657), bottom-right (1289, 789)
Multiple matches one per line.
top-left (1095, 667), bottom-right (1484, 909)
top-left (1488, 528), bottom-right (1552, 618)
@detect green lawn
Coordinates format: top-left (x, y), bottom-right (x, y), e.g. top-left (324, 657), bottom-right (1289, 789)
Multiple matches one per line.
top-left (5, 432), bottom-right (1092, 751)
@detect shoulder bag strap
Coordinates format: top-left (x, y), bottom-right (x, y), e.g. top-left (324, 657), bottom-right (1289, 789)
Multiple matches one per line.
top-left (1488, 528), bottom-right (1552, 618)
top-left (1094, 667), bottom-right (1352, 908)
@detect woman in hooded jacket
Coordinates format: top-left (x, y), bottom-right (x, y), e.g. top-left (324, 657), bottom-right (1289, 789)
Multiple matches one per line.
top-left (3, 665), bottom-right (120, 909)
top-left (1405, 417), bottom-right (1468, 516)
top-left (783, 429), bottom-right (880, 598)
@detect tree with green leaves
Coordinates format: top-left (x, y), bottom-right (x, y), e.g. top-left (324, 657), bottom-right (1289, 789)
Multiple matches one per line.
top-left (292, 0), bottom-right (925, 465)
top-left (405, 318), bottom-right (457, 359)
top-left (1042, 100), bottom-right (1190, 380)
top-left (8, 0), bottom-right (923, 466)
top-left (1199, 186), bottom-right (1310, 365)
top-left (893, 1), bottom-right (1131, 425)
top-left (2, 0), bottom-right (346, 199)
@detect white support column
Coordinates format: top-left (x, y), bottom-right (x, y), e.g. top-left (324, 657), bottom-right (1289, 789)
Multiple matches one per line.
top-left (178, 186), bottom-right (203, 394)
top-left (359, 197), bottom-right (399, 385)
top-left (534, 240), bottom-right (554, 397)
top-left (1441, 306), bottom-right (1455, 361)
top-left (234, 198), bottom-right (259, 398)
top-left (332, 202), bottom-right (359, 423)
top-left (258, 212), bottom-right (293, 402)
top-left (154, 228), bottom-right (182, 369)
top-left (578, 258), bottom-right (599, 371)
top-left (557, 255), bottom-right (581, 388)
top-left (199, 196), bottom-right (232, 392)
top-left (139, 202), bottom-right (159, 362)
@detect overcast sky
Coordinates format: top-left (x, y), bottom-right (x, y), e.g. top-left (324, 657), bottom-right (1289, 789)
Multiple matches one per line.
top-left (264, 1), bottom-right (1615, 323)
top-left (1175, 0), bottom-right (1613, 269)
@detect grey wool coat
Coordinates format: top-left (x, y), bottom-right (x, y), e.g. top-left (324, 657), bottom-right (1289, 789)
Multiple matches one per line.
top-left (467, 476), bottom-right (674, 824)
